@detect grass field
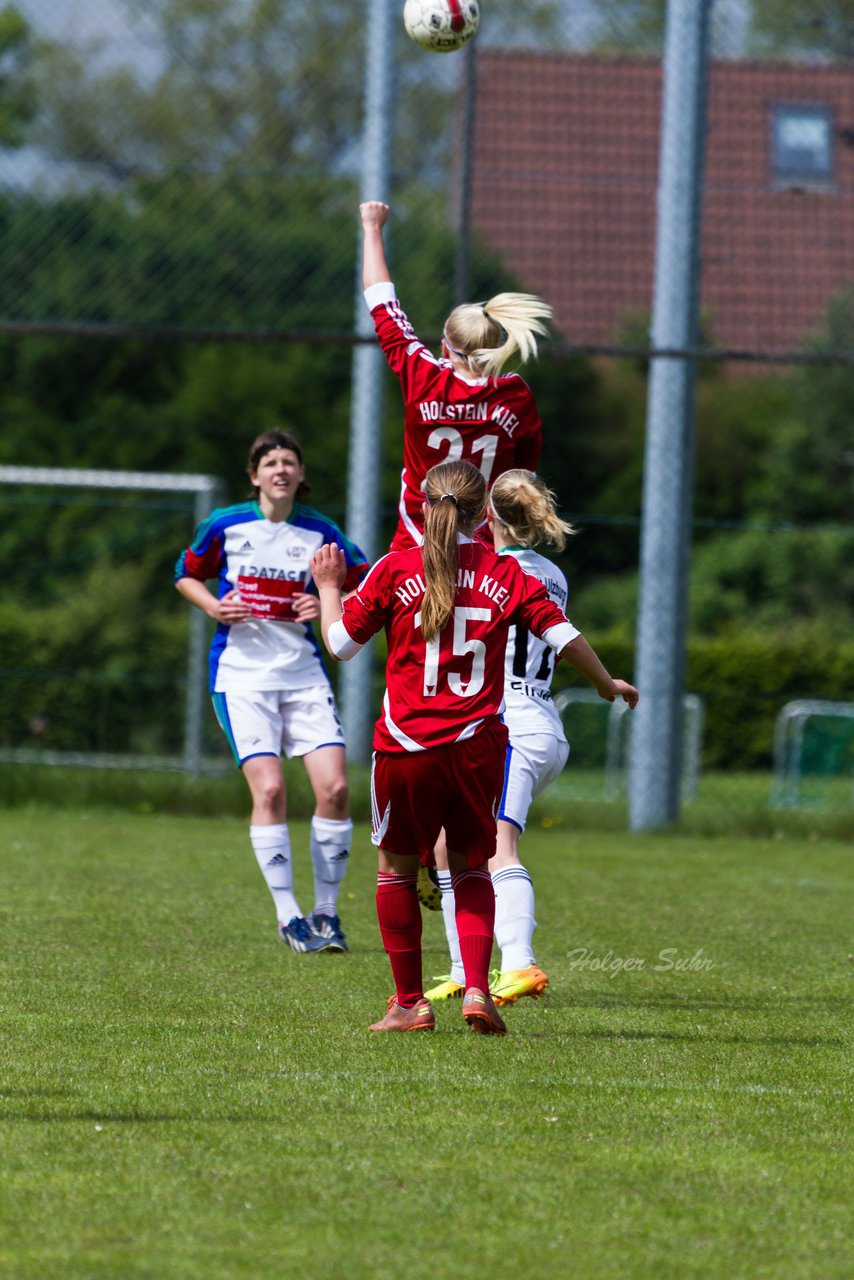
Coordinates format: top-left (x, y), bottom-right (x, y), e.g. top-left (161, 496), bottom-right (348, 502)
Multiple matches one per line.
top-left (2, 763), bottom-right (852, 841)
top-left (0, 808), bottom-right (851, 1279)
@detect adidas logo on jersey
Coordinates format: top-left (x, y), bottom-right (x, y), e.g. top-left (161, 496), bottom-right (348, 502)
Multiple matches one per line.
top-left (238, 540), bottom-right (253, 552)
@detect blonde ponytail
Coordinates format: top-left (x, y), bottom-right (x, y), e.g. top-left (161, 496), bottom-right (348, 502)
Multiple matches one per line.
top-left (489, 469), bottom-right (576, 552)
top-left (421, 461), bottom-right (487, 642)
top-left (444, 292), bottom-right (552, 378)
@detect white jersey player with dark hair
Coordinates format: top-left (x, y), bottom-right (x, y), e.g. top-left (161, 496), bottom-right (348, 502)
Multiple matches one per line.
top-left (359, 200), bottom-right (551, 551)
top-left (427, 469), bottom-right (587, 1006)
top-left (175, 429), bottom-right (368, 956)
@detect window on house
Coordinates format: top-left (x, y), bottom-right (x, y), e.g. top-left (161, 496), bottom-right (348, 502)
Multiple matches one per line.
top-left (772, 105), bottom-right (833, 186)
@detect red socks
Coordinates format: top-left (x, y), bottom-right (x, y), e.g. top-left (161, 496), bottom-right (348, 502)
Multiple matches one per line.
top-left (376, 866), bottom-right (495, 1004)
top-left (451, 868), bottom-right (495, 992)
top-left (376, 871), bottom-right (423, 1007)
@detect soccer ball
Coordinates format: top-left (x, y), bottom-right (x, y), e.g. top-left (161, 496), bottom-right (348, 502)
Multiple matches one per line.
top-left (403, 0), bottom-right (480, 53)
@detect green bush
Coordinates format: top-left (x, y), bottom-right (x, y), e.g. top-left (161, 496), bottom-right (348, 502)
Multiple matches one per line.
top-left (554, 633), bottom-right (854, 771)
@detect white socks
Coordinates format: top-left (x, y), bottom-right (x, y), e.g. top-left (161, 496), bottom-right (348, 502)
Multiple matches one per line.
top-left (492, 865), bottom-right (536, 971)
top-left (438, 870), bottom-right (466, 986)
top-left (439, 863), bottom-right (537, 975)
top-left (250, 824), bottom-right (301, 924)
top-left (310, 816), bottom-right (353, 919)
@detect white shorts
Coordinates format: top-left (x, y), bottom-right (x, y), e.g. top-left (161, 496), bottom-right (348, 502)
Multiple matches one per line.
top-left (212, 685), bottom-right (345, 766)
top-left (498, 733), bottom-right (569, 832)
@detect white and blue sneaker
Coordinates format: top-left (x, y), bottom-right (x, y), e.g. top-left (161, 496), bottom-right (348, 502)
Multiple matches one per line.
top-left (278, 916), bottom-right (332, 953)
top-left (310, 913), bottom-right (349, 952)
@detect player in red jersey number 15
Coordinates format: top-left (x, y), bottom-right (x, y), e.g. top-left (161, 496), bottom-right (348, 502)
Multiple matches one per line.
top-left (310, 460), bottom-right (638, 1035)
top-left (360, 199), bottom-right (552, 551)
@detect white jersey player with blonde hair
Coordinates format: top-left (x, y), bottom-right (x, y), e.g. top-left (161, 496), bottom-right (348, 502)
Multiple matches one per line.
top-left (428, 469), bottom-right (582, 1006)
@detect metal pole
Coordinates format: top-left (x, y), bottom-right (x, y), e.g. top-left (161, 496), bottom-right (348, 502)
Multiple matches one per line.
top-left (183, 482), bottom-right (219, 775)
top-left (340, 0), bottom-right (395, 763)
top-left (628, 0), bottom-right (712, 831)
top-left (453, 40), bottom-right (477, 306)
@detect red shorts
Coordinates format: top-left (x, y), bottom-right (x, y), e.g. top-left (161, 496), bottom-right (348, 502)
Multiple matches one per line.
top-left (370, 719), bottom-right (509, 867)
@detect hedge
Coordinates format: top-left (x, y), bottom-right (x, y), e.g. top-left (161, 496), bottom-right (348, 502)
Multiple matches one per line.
top-left (2, 601), bottom-right (853, 772)
top-left (554, 633), bottom-right (854, 771)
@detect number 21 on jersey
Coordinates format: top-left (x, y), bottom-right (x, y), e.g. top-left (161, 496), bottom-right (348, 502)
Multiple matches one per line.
top-left (427, 427), bottom-right (498, 483)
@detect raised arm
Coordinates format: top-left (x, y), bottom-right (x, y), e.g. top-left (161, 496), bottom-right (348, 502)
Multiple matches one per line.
top-left (309, 543), bottom-right (347, 658)
top-left (360, 201), bottom-right (392, 290)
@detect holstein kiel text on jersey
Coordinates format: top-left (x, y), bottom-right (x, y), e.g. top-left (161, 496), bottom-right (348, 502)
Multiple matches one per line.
top-left (394, 570), bottom-right (512, 612)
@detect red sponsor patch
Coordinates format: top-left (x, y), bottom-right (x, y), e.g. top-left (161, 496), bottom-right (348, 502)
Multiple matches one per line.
top-left (237, 574), bottom-right (305, 621)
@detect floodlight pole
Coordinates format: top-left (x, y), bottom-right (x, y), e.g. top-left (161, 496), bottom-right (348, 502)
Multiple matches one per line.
top-left (341, 0), bottom-right (396, 763)
top-left (184, 484), bottom-right (220, 775)
top-left (453, 39), bottom-right (478, 305)
top-left (628, 0), bottom-right (712, 831)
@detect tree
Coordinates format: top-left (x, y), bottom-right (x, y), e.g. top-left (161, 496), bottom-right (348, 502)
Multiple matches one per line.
top-left (26, 0), bottom-right (460, 185)
top-left (591, 0), bottom-right (667, 53)
top-left (748, 289), bottom-right (854, 525)
top-left (0, 4), bottom-right (35, 146)
top-left (751, 2), bottom-right (854, 58)
top-left (579, 1), bottom-right (854, 59)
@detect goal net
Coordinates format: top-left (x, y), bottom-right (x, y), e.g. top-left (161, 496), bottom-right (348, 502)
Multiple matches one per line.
top-left (772, 700), bottom-right (854, 810)
top-left (0, 465), bottom-right (228, 774)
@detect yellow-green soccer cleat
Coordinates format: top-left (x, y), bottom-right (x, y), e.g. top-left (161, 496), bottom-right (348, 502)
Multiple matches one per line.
top-left (424, 975), bottom-right (465, 1001)
top-left (417, 865), bottom-right (443, 911)
top-left (490, 965), bottom-right (550, 1007)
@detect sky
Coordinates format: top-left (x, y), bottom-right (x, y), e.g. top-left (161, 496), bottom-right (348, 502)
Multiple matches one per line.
top-left (20, 0), bottom-right (151, 51)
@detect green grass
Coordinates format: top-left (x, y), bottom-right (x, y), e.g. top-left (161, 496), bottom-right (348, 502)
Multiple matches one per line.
top-left (0, 810), bottom-right (851, 1279)
top-left (1, 762), bottom-right (852, 841)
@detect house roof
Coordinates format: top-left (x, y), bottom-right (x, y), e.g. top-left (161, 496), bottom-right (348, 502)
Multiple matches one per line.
top-left (468, 51), bottom-right (854, 355)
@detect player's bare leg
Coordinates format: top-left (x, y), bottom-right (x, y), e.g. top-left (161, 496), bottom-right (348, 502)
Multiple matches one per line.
top-left (243, 753), bottom-right (287, 826)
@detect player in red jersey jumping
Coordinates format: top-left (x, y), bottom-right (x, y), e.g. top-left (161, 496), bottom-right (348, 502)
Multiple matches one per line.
top-left (359, 200), bottom-right (552, 551)
top-left (310, 460), bottom-right (638, 1035)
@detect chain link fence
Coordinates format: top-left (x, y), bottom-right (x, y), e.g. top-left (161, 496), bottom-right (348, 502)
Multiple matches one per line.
top-left (0, 1), bottom-right (852, 829)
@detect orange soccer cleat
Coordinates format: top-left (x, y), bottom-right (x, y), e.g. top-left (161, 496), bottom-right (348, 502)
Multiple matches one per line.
top-left (369, 996), bottom-right (436, 1033)
top-left (462, 987), bottom-right (507, 1036)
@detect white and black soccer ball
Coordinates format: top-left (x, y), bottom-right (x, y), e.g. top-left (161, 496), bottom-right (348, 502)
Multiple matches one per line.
top-left (403, 0), bottom-right (480, 53)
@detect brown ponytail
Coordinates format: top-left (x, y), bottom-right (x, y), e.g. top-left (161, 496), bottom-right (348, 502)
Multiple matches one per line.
top-left (421, 461), bottom-right (486, 641)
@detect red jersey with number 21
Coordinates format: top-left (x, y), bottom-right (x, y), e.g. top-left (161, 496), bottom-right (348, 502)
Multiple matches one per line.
top-left (365, 283), bottom-right (543, 550)
top-left (336, 539), bottom-right (578, 753)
